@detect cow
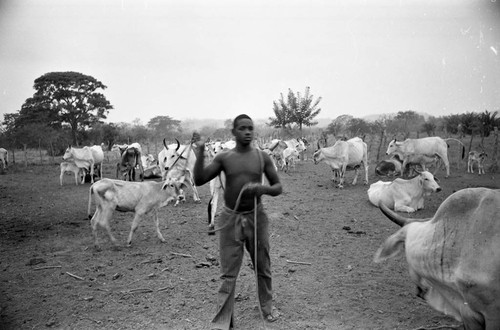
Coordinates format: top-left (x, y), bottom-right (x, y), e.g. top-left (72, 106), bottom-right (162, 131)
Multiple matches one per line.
top-left (87, 177), bottom-right (186, 249)
top-left (63, 146), bottom-right (98, 183)
top-left (205, 140), bottom-right (235, 232)
top-left (367, 170), bottom-right (441, 213)
top-left (59, 161), bottom-right (86, 186)
top-left (116, 147), bottom-right (144, 181)
top-left (0, 147), bottom-right (8, 170)
top-left (375, 155), bottom-right (403, 177)
top-left (267, 138), bottom-right (308, 171)
top-left (467, 151), bottom-right (487, 175)
top-left (313, 137), bottom-right (369, 189)
top-left (158, 138), bottom-right (200, 203)
top-left (374, 187), bottom-right (500, 330)
top-left (386, 137), bottom-right (465, 178)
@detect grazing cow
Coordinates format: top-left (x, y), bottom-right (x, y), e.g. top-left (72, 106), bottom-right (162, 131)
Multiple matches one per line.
top-left (467, 151), bottom-right (487, 175)
top-left (87, 178), bottom-right (186, 249)
top-left (117, 147), bottom-right (144, 181)
top-left (367, 170), bottom-right (441, 213)
top-left (386, 137), bottom-right (465, 178)
top-left (267, 138), bottom-right (307, 170)
top-left (59, 161), bottom-right (86, 186)
top-left (0, 148), bottom-right (8, 170)
top-left (63, 146), bottom-right (97, 183)
top-left (313, 137), bottom-right (369, 188)
top-left (158, 138), bottom-right (200, 203)
top-left (375, 155), bottom-right (403, 177)
top-left (374, 187), bottom-right (500, 330)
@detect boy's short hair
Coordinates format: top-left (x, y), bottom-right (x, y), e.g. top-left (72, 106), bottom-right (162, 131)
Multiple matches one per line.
top-left (233, 114), bottom-right (252, 128)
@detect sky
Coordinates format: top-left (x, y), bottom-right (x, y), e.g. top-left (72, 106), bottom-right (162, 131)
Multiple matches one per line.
top-left (1, 0), bottom-right (499, 126)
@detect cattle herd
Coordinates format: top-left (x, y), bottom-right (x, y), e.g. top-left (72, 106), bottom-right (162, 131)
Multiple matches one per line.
top-left (0, 134), bottom-right (497, 329)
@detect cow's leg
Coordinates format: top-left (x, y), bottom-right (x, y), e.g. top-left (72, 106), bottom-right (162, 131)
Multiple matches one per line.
top-left (127, 212), bottom-right (144, 246)
top-left (394, 201), bottom-right (416, 213)
top-left (153, 209), bottom-right (166, 243)
top-left (89, 162), bottom-right (95, 183)
top-left (60, 170), bottom-right (64, 186)
top-left (74, 170), bottom-right (79, 185)
top-left (351, 168), bottom-right (359, 185)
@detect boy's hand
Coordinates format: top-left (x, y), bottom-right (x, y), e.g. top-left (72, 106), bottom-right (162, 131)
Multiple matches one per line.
top-left (244, 182), bottom-right (264, 197)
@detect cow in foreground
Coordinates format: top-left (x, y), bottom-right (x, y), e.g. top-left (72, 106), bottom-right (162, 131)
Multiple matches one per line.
top-left (0, 147), bottom-right (8, 170)
top-left (59, 161), bottom-right (86, 186)
top-left (367, 170), bottom-right (441, 213)
top-left (386, 137), bottom-right (465, 178)
top-left (374, 188), bottom-right (500, 330)
top-left (313, 137), bottom-right (369, 188)
top-left (467, 151), bottom-right (487, 175)
top-left (87, 178), bottom-right (186, 249)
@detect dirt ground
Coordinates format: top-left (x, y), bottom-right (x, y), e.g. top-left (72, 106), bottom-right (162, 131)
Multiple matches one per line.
top-left (0, 157), bottom-right (498, 330)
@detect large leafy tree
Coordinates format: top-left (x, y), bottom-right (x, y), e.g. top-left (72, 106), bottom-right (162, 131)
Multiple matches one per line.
top-left (269, 87), bottom-right (322, 134)
top-left (18, 72), bottom-right (113, 145)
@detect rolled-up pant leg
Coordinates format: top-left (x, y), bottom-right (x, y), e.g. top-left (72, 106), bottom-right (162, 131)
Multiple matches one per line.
top-left (211, 211), bottom-right (244, 330)
top-left (245, 207), bottom-right (273, 316)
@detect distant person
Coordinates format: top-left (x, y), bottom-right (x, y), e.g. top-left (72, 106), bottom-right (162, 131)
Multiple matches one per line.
top-left (193, 114), bottom-right (283, 329)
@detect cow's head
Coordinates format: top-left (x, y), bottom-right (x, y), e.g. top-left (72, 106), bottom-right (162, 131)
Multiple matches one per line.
top-left (312, 149), bottom-right (323, 165)
top-left (62, 146), bottom-right (73, 160)
top-left (385, 139), bottom-right (401, 155)
top-left (161, 176), bottom-right (188, 204)
top-left (416, 170), bottom-right (441, 193)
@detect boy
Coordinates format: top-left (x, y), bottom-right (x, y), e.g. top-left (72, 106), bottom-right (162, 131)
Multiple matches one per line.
top-left (193, 114), bottom-right (282, 329)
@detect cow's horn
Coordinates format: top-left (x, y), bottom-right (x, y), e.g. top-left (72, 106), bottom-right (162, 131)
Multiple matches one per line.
top-left (175, 139), bottom-right (180, 151)
top-left (163, 138), bottom-right (168, 149)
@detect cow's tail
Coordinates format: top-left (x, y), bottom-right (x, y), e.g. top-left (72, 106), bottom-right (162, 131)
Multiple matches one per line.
top-left (444, 138), bottom-right (466, 159)
top-left (87, 185), bottom-right (94, 220)
top-left (378, 202), bottom-right (431, 226)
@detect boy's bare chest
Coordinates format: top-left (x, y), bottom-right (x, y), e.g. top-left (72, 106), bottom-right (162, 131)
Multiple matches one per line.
top-left (222, 151), bottom-right (261, 177)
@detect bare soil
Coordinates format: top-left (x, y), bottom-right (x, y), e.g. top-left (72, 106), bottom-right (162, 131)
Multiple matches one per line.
top-left (0, 159), bottom-right (498, 330)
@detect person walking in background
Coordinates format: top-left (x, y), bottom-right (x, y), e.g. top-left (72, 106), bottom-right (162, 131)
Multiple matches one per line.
top-left (193, 114), bottom-right (283, 329)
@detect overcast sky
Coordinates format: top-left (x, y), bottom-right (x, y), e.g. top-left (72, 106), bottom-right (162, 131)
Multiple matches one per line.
top-left (1, 0), bottom-right (499, 125)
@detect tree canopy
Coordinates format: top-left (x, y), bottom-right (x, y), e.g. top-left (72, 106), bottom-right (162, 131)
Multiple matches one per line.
top-left (268, 87), bottom-right (321, 135)
top-left (23, 72), bottom-right (113, 145)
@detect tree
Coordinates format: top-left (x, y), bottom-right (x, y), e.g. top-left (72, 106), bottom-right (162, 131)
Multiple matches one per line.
top-left (268, 87), bottom-right (322, 135)
top-left (326, 114), bottom-right (353, 137)
top-left (291, 86), bottom-right (321, 132)
top-left (22, 72), bottom-right (113, 145)
top-left (421, 121), bottom-right (436, 136)
top-left (147, 116), bottom-right (181, 140)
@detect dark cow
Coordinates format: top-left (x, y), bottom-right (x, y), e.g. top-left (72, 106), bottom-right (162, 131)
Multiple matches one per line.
top-left (116, 147), bottom-right (144, 181)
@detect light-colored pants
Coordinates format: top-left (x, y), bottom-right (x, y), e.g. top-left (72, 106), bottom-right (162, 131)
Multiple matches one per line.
top-left (211, 204), bottom-right (273, 330)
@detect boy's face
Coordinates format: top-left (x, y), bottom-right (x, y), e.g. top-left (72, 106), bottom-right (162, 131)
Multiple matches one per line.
top-left (232, 118), bottom-right (254, 145)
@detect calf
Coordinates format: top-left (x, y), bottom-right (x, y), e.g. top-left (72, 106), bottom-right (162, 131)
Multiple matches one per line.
top-left (87, 178), bottom-right (186, 249)
top-left (367, 170), bottom-right (441, 213)
top-left (60, 161), bottom-right (86, 186)
top-left (401, 153), bottom-right (440, 177)
top-left (467, 150), bottom-right (487, 175)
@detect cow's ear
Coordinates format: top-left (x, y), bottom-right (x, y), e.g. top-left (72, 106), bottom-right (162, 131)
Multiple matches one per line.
top-left (373, 228), bottom-right (407, 263)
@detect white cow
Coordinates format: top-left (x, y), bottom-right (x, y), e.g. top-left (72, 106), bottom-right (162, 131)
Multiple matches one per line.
top-left (374, 188), bottom-right (500, 330)
top-left (467, 150), bottom-right (487, 175)
top-left (63, 146), bottom-right (98, 183)
top-left (313, 137), bottom-right (369, 188)
top-left (158, 138), bottom-right (200, 203)
top-left (87, 178), bottom-right (186, 249)
top-left (267, 138), bottom-right (307, 171)
top-left (0, 148), bottom-right (8, 170)
top-left (205, 140), bottom-right (235, 232)
top-left (367, 170), bottom-right (441, 213)
top-left (386, 137), bottom-right (465, 178)
top-left (59, 161), bottom-right (86, 186)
